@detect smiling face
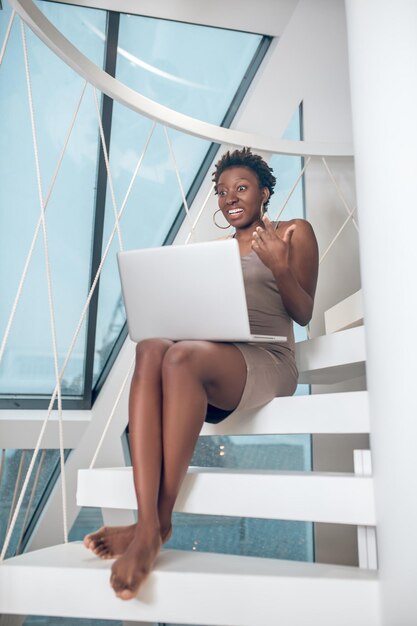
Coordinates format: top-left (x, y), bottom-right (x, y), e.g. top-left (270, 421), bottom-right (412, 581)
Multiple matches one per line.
top-left (216, 166), bottom-right (269, 230)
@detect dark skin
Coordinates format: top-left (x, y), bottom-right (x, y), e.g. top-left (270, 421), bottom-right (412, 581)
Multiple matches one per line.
top-left (216, 166), bottom-right (318, 325)
top-left (83, 164), bottom-right (318, 600)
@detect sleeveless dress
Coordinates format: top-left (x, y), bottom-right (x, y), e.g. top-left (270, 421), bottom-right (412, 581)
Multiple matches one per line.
top-left (205, 248), bottom-right (298, 423)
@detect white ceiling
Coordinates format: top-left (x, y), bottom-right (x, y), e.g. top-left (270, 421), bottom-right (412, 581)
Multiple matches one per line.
top-left (45, 0), bottom-right (299, 36)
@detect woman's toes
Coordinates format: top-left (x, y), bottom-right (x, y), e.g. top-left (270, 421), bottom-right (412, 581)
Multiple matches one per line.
top-left (117, 589), bottom-right (136, 601)
top-left (95, 546), bottom-right (108, 558)
top-left (92, 542), bottom-right (104, 555)
top-left (84, 528), bottom-right (105, 551)
top-left (110, 572), bottom-right (120, 588)
top-left (111, 573), bottom-right (131, 595)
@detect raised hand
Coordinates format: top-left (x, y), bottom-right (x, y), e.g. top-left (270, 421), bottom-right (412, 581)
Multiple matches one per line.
top-left (251, 214), bottom-right (296, 275)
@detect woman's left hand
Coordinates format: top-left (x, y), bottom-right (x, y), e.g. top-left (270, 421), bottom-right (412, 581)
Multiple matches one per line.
top-left (251, 214), bottom-right (296, 274)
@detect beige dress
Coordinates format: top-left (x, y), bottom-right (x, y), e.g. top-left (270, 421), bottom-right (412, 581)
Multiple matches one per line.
top-left (205, 249), bottom-right (298, 423)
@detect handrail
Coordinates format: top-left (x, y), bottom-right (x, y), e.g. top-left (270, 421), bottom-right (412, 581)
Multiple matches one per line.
top-left (10, 0), bottom-right (353, 158)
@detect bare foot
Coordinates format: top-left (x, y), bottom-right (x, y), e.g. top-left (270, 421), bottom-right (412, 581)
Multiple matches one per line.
top-left (84, 523), bottom-right (172, 560)
top-left (110, 526), bottom-right (161, 600)
top-left (83, 524), bottom-right (136, 560)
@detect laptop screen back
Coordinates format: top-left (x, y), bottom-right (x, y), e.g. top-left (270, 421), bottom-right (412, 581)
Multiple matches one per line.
top-left (117, 239), bottom-right (253, 342)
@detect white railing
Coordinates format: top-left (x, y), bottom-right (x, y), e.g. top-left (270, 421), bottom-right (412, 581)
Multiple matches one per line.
top-left (0, 0), bottom-right (361, 564)
top-left (10, 0), bottom-right (353, 158)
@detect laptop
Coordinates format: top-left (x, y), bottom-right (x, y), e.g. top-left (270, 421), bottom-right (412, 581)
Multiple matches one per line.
top-left (117, 239), bottom-right (287, 344)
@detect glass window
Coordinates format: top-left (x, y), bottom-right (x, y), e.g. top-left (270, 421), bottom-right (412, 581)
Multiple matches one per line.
top-left (0, 0), bottom-right (268, 402)
top-left (92, 16), bottom-right (264, 386)
top-left (0, 1), bottom-right (106, 398)
top-left (0, 448), bottom-right (67, 558)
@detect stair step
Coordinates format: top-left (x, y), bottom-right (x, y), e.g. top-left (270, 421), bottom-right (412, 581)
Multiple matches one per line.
top-left (325, 289), bottom-right (364, 334)
top-left (0, 410), bottom-right (91, 448)
top-left (77, 466), bottom-right (375, 525)
top-left (201, 390), bottom-right (369, 435)
top-left (296, 325), bottom-right (366, 384)
top-left (0, 542), bottom-right (379, 626)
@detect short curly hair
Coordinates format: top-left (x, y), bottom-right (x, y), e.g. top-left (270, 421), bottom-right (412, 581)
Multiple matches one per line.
top-left (212, 147), bottom-right (276, 209)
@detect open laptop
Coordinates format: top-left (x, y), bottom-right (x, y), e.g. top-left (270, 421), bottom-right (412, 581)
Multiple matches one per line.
top-left (117, 239), bottom-right (287, 344)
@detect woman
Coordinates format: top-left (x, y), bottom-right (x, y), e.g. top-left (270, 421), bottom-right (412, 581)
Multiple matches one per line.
top-left (84, 147), bottom-right (319, 600)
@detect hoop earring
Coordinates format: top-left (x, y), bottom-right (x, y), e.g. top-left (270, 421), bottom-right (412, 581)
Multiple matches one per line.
top-left (213, 208), bottom-right (231, 230)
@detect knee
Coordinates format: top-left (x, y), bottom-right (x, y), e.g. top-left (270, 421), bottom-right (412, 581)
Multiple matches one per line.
top-left (134, 339), bottom-right (172, 373)
top-left (162, 341), bottom-right (201, 372)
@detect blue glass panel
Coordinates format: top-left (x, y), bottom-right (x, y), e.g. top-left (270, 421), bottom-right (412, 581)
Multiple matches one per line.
top-left (269, 107), bottom-right (306, 223)
top-left (92, 17), bottom-right (263, 385)
top-left (168, 514), bottom-right (313, 563)
top-left (35, 0), bottom-right (106, 64)
top-left (116, 14), bottom-right (262, 120)
top-left (0, 1), bottom-right (106, 395)
top-left (0, 448), bottom-right (64, 558)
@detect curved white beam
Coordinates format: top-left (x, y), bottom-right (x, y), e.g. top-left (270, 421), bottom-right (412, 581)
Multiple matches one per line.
top-left (11, 0), bottom-right (353, 158)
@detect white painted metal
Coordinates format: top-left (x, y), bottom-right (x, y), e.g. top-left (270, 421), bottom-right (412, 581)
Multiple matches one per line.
top-left (345, 1), bottom-right (417, 623)
top-left (0, 542), bottom-right (380, 626)
top-left (0, 391), bottom-right (367, 448)
top-left (0, 411), bottom-right (90, 449)
top-left (202, 390), bottom-right (369, 435)
top-left (26, 339), bottom-right (137, 552)
top-left (0, 10), bottom-right (15, 67)
top-left (21, 322), bottom-right (366, 549)
top-left (3, 120), bottom-right (155, 551)
top-left (325, 289), bottom-right (363, 334)
top-left (20, 17), bottom-right (69, 545)
top-left (296, 325), bottom-right (366, 384)
top-left (354, 450), bottom-right (377, 570)
top-left (9, 0), bottom-right (353, 157)
top-left (77, 465), bottom-right (375, 525)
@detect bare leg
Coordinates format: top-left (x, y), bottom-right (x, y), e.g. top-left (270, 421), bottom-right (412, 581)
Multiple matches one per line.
top-left (84, 339), bottom-right (173, 561)
top-left (110, 341), bottom-right (247, 599)
top-left (157, 341), bottom-right (247, 535)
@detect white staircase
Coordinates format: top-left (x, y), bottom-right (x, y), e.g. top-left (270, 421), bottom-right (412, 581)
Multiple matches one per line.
top-left (325, 289), bottom-right (364, 334)
top-left (77, 461), bottom-right (374, 526)
top-left (0, 543), bottom-right (379, 626)
top-left (0, 410), bottom-right (90, 449)
top-left (296, 324), bottom-right (365, 384)
top-left (0, 326), bottom-right (378, 625)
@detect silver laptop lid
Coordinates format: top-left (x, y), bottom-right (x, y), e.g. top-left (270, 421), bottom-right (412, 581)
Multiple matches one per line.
top-left (117, 239), bottom-right (254, 342)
